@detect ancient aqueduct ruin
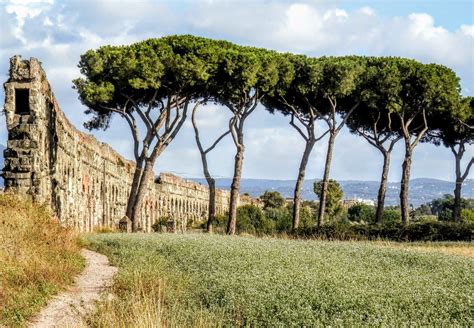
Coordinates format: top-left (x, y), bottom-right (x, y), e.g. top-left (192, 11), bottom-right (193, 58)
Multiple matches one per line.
top-left (2, 56), bottom-right (255, 232)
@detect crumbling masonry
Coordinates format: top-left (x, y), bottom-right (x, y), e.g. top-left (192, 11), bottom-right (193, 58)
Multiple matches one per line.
top-left (2, 56), bottom-right (256, 232)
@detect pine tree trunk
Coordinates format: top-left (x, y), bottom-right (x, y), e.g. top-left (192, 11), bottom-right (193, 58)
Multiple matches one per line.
top-left (227, 145), bottom-right (244, 235)
top-left (207, 178), bottom-right (216, 232)
top-left (317, 133), bottom-right (336, 227)
top-left (197, 145), bottom-right (217, 233)
top-left (293, 139), bottom-right (315, 230)
top-left (126, 159), bottom-right (144, 220)
top-left (375, 151), bottom-right (390, 224)
top-left (400, 148), bottom-right (412, 225)
top-left (130, 158), bottom-right (155, 232)
top-left (453, 151), bottom-right (463, 222)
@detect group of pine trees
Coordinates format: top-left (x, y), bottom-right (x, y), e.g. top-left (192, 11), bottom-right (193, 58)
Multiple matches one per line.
top-left (73, 35), bottom-right (473, 233)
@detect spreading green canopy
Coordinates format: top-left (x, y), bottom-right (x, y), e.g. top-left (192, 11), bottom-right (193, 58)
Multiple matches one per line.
top-left (73, 35), bottom-right (223, 130)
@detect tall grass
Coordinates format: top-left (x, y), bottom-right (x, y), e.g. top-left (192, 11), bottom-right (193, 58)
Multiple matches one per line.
top-left (85, 234), bottom-right (474, 327)
top-left (0, 194), bottom-right (84, 327)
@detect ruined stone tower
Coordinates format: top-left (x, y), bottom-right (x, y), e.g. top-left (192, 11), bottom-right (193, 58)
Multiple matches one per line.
top-left (2, 56), bottom-right (255, 232)
top-left (3, 56), bottom-right (49, 199)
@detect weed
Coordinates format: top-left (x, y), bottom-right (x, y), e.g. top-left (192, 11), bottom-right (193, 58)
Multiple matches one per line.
top-left (0, 194), bottom-right (84, 327)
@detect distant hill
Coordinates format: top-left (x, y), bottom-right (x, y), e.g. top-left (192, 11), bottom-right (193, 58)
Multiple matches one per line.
top-left (0, 144), bottom-right (4, 188)
top-left (190, 177), bottom-right (474, 206)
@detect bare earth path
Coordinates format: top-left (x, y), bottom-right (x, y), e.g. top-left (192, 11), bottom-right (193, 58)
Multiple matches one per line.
top-left (29, 249), bottom-right (117, 328)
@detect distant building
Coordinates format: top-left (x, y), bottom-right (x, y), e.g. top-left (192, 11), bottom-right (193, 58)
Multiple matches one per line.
top-left (341, 198), bottom-right (375, 208)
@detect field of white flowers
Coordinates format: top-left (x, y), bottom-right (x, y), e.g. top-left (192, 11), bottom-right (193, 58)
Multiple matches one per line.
top-left (85, 234), bottom-right (473, 327)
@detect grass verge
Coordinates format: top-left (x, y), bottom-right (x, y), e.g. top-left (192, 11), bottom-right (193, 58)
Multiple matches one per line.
top-left (0, 194), bottom-right (84, 327)
top-left (85, 233), bottom-right (473, 327)
top-left (387, 241), bottom-right (474, 258)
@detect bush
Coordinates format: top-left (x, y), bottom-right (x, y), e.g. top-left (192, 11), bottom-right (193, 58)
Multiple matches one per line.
top-left (412, 215), bottom-right (438, 224)
top-left (461, 208), bottom-right (474, 223)
top-left (265, 206), bottom-right (291, 232)
top-left (382, 209), bottom-right (402, 224)
top-left (313, 179), bottom-right (344, 221)
top-left (260, 191), bottom-right (285, 209)
top-left (212, 214), bottom-right (228, 232)
top-left (294, 221), bottom-right (474, 241)
top-left (438, 208), bottom-right (454, 221)
top-left (237, 204), bottom-right (275, 235)
top-left (152, 216), bottom-right (171, 232)
top-left (347, 203), bottom-right (376, 223)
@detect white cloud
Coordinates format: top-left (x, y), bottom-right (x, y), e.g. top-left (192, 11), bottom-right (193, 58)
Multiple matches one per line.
top-left (407, 13), bottom-right (448, 40)
top-left (358, 6), bottom-right (375, 16)
top-left (460, 24), bottom-right (474, 37)
top-left (43, 16), bottom-right (52, 26)
top-left (4, 0), bottom-right (53, 43)
top-left (323, 8), bottom-right (348, 20)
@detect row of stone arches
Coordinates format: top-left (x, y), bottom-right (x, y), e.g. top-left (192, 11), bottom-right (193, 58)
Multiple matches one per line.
top-left (54, 146), bottom-right (234, 232)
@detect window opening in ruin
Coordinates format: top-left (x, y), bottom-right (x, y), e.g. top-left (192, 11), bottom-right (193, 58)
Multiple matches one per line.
top-left (15, 88), bottom-right (30, 115)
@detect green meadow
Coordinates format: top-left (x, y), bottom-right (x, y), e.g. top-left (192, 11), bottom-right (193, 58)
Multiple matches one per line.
top-left (85, 233), bottom-right (474, 327)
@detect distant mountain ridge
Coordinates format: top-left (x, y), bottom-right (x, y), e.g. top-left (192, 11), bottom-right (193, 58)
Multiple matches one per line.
top-left (190, 177), bottom-right (474, 206)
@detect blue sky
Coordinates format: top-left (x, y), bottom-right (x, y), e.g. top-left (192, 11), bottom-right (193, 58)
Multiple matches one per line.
top-left (0, 0), bottom-right (473, 182)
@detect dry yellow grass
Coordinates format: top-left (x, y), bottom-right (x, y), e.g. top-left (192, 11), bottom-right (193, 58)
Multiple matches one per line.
top-left (0, 193), bottom-right (84, 327)
top-left (403, 244), bottom-right (474, 258)
top-left (375, 241), bottom-right (474, 258)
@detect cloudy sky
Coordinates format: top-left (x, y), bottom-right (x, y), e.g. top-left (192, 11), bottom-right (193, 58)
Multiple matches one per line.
top-left (0, 0), bottom-right (473, 182)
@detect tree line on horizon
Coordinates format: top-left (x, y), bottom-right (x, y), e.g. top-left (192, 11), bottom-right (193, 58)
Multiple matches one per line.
top-left (73, 35), bottom-right (473, 233)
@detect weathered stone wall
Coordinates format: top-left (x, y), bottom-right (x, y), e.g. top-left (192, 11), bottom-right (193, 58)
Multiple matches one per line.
top-left (2, 56), bottom-right (256, 232)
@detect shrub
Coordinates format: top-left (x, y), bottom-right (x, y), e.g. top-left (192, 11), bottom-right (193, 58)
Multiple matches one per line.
top-left (438, 208), bottom-right (454, 221)
top-left (213, 214), bottom-right (228, 231)
top-left (260, 191), bottom-right (285, 209)
top-left (382, 209), bottom-right (402, 224)
top-left (237, 204), bottom-right (275, 235)
top-left (347, 203), bottom-right (376, 223)
top-left (313, 179), bottom-right (344, 220)
top-left (412, 215), bottom-right (438, 223)
top-left (265, 206), bottom-right (291, 232)
top-left (461, 208), bottom-right (474, 223)
top-left (152, 216), bottom-right (171, 232)
top-left (294, 221), bottom-right (474, 241)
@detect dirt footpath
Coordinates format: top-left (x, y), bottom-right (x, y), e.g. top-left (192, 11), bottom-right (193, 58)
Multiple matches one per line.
top-left (29, 249), bottom-right (117, 328)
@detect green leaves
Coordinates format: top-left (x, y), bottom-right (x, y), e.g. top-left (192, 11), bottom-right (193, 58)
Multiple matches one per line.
top-left (74, 34), bottom-right (465, 144)
top-left (72, 79), bottom-right (115, 106)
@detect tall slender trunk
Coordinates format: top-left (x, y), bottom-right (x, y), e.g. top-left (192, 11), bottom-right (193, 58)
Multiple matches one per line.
top-left (227, 144), bottom-right (244, 235)
top-left (207, 178), bottom-right (216, 232)
top-left (317, 132), bottom-right (336, 227)
top-left (126, 159), bottom-right (144, 220)
top-left (191, 101), bottom-right (229, 233)
top-left (376, 151), bottom-right (390, 224)
top-left (131, 158), bottom-right (156, 232)
top-left (452, 147), bottom-right (463, 222)
top-left (400, 147), bottom-right (412, 225)
top-left (293, 139), bottom-right (315, 230)
top-left (453, 152), bottom-right (474, 221)
top-left (453, 179), bottom-right (462, 222)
